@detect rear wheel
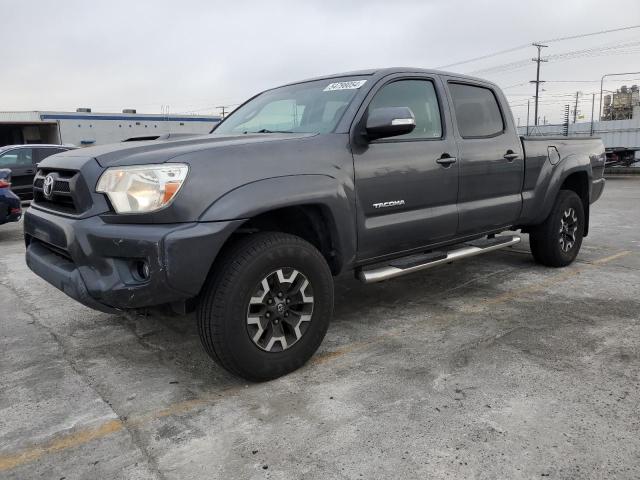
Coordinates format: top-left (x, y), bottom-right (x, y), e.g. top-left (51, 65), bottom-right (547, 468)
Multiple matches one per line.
top-left (529, 190), bottom-right (585, 267)
top-left (197, 232), bottom-right (334, 381)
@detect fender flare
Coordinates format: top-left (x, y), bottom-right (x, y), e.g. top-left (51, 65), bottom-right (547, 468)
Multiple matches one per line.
top-left (530, 154), bottom-right (592, 227)
top-left (199, 174), bottom-right (357, 270)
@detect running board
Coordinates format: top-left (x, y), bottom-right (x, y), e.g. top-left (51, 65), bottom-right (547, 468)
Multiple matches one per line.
top-left (358, 235), bottom-right (521, 284)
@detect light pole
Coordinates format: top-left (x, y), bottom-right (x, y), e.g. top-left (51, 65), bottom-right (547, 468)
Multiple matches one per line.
top-left (599, 71), bottom-right (640, 121)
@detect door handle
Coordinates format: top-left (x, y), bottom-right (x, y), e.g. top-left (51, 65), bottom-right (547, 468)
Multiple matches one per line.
top-left (436, 154), bottom-right (457, 167)
top-left (25, 169), bottom-right (35, 174)
top-left (504, 152), bottom-right (519, 162)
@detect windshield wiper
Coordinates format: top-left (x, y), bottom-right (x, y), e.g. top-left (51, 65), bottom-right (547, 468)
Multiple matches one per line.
top-left (243, 129), bottom-right (294, 134)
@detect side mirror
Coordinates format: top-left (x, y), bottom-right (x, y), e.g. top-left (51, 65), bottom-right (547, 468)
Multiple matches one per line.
top-left (365, 107), bottom-right (416, 140)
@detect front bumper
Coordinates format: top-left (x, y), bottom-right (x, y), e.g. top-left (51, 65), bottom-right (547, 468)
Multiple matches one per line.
top-left (24, 207), bottom-right (242, 312)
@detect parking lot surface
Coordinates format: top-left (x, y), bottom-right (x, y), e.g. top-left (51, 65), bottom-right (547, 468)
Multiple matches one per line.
top-left (1, 176), bottom-right (639, 479)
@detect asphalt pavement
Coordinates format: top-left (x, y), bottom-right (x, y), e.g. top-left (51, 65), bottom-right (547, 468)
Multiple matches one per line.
top-left (1, 177), bottom-right (639, 479)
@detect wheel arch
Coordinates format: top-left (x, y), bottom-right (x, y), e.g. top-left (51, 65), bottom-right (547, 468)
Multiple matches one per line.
top-left (199, 175), bottom-right (357, 276)
top-left (559, 170), bottom-right (590, 236)
top-left (235, 204), bottom-right (345, 274)
top-left (523, 159), bottom-right (592, 236)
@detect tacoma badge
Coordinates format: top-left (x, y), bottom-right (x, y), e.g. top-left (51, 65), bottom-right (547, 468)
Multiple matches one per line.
top-left (373, 200), bottom-right (405, 209)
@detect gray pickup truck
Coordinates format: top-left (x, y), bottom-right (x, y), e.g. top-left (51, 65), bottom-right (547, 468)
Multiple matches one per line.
top-left (24, 68), bottom-right (605, 380)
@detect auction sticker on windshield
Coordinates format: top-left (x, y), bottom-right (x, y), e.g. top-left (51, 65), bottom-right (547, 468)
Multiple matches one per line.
top-left (323, 80), bottom-right (367, 91)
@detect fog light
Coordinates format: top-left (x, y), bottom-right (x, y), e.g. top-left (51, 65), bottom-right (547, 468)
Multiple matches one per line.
top-left (135, 260), bottom-right (150, 281)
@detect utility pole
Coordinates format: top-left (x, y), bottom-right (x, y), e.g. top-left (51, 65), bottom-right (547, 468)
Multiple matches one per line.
top-left (573, 91), bottom-right (581, 123)
top-left (530, 43), bottom-right (548, 126)
top-left (216, 106), bottom-right (228, 119)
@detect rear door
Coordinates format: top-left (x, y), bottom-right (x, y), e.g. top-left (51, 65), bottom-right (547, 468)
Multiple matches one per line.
top-left (445, 80), bottom-right (524, 234)
top-left (0, 147), bottom-right (35, 199)
top-left (352, 74), bottom-right (459, 260)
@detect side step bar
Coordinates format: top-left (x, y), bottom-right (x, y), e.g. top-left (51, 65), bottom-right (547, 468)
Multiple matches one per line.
top-left (358, 235), bottom-right (521, 284)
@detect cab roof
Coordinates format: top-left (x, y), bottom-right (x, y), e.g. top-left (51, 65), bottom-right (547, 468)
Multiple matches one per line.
top-left (283, 67), bottom-right (497, 88)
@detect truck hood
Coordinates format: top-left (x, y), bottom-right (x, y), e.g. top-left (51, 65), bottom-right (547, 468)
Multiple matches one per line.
top-left (54, 133), bottom-right (316, 168)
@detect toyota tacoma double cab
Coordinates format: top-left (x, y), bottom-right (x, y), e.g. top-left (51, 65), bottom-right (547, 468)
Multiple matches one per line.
top-left (24, 68), bottom-right (606, 380)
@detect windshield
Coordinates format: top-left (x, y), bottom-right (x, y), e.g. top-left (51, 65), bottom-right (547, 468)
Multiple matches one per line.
top-left (213, 76), bottom-right (369, 135)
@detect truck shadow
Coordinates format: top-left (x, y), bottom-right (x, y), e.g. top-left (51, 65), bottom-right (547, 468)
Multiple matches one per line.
top-left (120, 247), bottom-right (535, 390)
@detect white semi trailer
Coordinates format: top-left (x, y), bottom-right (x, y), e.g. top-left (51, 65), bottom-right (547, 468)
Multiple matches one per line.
top-left (0, 109), bottom-right (220, 148)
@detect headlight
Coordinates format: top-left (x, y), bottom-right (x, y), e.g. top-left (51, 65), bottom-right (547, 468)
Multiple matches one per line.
top-left (96, 163), bottom-right (188, 214)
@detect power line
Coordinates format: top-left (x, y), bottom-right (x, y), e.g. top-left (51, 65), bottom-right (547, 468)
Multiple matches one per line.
top-left (507, 91), bottom-right (598, 98)
top-left (436, 24), bottom-right (640, 69)
top-left (468, 40), bottom-right (640, 76)
top-left (437, 44), bottom-right (531, 69)
top-left (538, 24), bottom-right (640, 43)
top-left (501, 82), bottom-right (530, 89)
top-left (544, 80), bottom-right (604, 83)
top-left (544, 78), bottom-right (640, 83)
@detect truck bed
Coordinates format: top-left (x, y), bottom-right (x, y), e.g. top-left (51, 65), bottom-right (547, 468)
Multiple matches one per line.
top-left (518, 135), bottom-right (606, 226)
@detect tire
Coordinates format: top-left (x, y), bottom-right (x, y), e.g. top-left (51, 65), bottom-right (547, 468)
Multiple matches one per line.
top-left (197, 232), bottom-right (334, 381)
top-left (529, 190), bottom-right (585, 267)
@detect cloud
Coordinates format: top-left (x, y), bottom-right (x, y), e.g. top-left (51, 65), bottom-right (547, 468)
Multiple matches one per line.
top-left (1, 0), bottom-right (639, 123)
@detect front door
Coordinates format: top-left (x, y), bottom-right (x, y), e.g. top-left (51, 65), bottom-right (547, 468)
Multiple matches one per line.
top-left (352, 76), bottom-right (459, 261)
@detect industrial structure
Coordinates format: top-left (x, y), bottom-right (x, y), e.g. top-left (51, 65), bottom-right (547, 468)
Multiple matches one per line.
top-left (602, 85), bottom-right (640, 121)
top-left (0, 109), bottom-right (221, 148)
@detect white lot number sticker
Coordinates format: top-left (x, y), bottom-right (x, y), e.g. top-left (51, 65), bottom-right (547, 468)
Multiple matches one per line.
top-left (323, 80), bottom-right (367, 91)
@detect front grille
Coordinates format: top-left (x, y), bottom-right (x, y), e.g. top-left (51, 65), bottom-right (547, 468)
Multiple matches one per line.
top-left (34, 178), bottom-right (71, 192)
top-left (33, 169), bottom-right (80, 214)
top-left (54, 181), bottom-right (71, 193)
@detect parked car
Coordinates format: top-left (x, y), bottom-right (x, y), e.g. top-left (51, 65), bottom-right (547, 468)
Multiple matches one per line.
top-left (24, 68), bottom-right (606, 380)
top-left (0, 144), bottom-right (75, 200)
top-left (0, 169), bottom-right (21, 225)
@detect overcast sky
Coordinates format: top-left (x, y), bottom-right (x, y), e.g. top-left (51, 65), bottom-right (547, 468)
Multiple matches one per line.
top-left (1, 0), bottom-right (639, 123)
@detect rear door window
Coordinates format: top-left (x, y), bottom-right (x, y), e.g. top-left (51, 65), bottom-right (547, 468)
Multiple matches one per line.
top-left (449, 83), bottom-right (504, 138)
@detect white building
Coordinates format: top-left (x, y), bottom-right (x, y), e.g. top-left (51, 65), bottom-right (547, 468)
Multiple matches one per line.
top-left (0, 110), bottom-right (221, 147)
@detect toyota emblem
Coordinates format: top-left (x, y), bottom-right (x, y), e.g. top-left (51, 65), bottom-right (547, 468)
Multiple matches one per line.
top-left (43, 174), bottom-right (56, 200)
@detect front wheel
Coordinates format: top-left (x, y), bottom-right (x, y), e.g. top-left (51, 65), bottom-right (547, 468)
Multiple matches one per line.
top-left (529, 190), bottom-right (585, 267)
top-left (197, 232), bottom-right (334, 381)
